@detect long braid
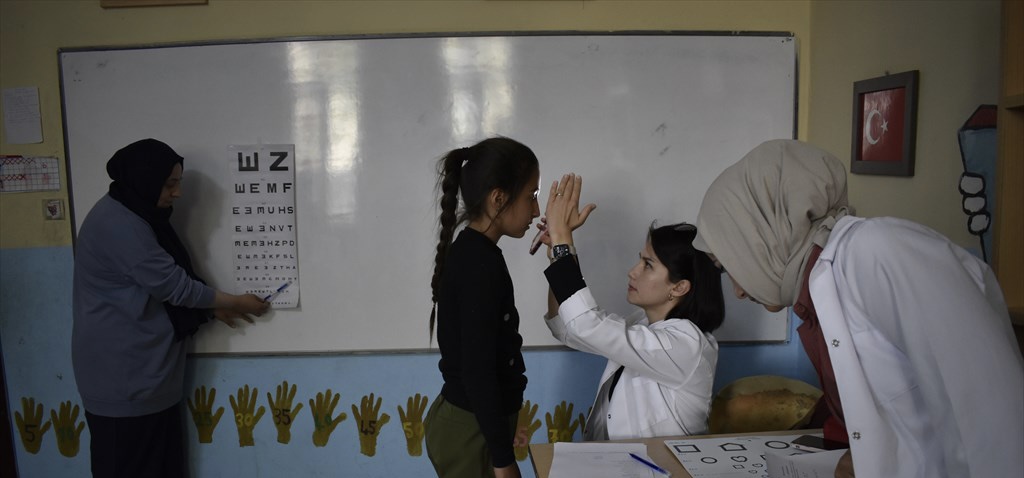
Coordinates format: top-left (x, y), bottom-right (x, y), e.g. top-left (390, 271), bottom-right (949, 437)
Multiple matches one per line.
top-left (429, 149), bottom-right (466, 341)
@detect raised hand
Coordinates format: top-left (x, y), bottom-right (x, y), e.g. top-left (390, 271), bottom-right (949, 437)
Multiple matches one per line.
top-left (229, 385), bottom-right (265, 447)
top-left (309, 388), bottom-right (346, 447)
top-left (397, 393), bottom-right (428, 456)
top-left (266, 380), bottom-right (303, 444)
top-left (187, 386), bottom-right (225, 444)
top-left (545, 401), bottom-right (580, 443)
top-left (50, 401), bottom-right (85, 457)
top-left (14, 397), bottom-right (50, 454)
top-left (544, 173), bottom-right (596, 245)
top-left (514, 400), bottom-right (542, 461)
top-left (352, 393), bottom-right (391, 456)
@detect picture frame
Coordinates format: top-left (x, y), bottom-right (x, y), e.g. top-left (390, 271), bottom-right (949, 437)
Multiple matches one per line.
top-left (101, 0), bottom-right (206, 8)
top-left (850, 70), bottom-right (919, 176)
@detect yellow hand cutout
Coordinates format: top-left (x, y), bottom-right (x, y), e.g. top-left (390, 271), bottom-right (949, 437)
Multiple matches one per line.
top-left (352, 393), bottom-right (390, 457)
top-left (397, 393), bottom-right (428, 456)
top-left (14, 397), bottom-right (50, 454)
top-left (50, 401), bottom-right (85, 457)
top-left (267, 380), bottom-right (304, 444)
top-left (229, 385), bottom-right (265, 447)
top-left (514, 400), bottom-right (543, 461)
top-left (545, 401), bottom-right (580, 443)
top-left (578, 405), bottom-right (592, 438)
top-left (309, 388), bottom-right (346, 447)
top-left (187, 386), bottom-right (224, 444)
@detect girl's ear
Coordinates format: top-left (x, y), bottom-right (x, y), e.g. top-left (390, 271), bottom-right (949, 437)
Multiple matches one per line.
top-left (671, 279), bottom-right (692, 299)
top-left (488, 188), bottom-right (506, 211)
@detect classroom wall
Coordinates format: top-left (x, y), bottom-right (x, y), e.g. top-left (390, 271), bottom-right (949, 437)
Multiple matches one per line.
top-left (0, 1), bottom-right (1000, 477)
top-left (806, 0), bottom-right (1002, 251)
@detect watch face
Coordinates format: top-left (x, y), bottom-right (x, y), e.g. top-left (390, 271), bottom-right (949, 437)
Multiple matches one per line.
top-left (553, 244), bottom-right (571, 258)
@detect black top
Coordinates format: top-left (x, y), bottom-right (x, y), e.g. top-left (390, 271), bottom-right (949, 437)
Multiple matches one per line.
top-left (544, 253), bottom-right (587, 304)
top-left (437, 228), bottom-right (527, 467)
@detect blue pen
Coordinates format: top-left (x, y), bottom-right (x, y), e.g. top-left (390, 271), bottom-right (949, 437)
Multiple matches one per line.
top-left (628, 452), bottom-right (671, 476)
top-left (263, 281), bottom-right (292, 301)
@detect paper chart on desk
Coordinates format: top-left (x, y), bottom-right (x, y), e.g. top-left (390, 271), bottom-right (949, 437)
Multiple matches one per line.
top-left (549, 442), bottom-right (656, 478)
top-left (663, 434), bottom-right (810, 478)
top-left (765, 448), bottom-right (845, 478)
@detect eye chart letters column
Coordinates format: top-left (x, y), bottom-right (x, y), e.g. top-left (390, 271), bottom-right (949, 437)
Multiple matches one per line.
top-left (229, 144), bottom-right (299, 307)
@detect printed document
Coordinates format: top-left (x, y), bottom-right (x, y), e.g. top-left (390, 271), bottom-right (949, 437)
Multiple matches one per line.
top-left (549, 442), bottom-right (656, 478)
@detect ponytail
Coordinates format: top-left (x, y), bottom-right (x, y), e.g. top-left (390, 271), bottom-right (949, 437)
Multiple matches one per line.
top-left (427, 137), bottom-right (539, 342)
top-left (429, 148), bottom-right (467, 341)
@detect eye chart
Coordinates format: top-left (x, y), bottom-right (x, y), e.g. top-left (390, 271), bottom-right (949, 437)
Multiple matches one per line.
top-left (663, 434), bottom-right (810, 478)
top-left (229, 144), bottom-right (299, 308)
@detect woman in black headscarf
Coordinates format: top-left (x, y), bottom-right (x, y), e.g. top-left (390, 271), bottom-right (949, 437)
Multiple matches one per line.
top-left (72, 138), bottom-right (268, 478)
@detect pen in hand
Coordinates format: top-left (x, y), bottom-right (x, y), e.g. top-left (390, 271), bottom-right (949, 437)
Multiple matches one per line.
top-left (264, 280), bottom-right (292, 302)
top-left (529, 217), bottom-right (548, 255)
top-left (628, 452), bottom-right (671, 476)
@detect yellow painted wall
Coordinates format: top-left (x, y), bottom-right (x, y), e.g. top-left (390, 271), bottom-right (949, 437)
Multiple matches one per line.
top-left (2, 0), bottom-right (1003, 251)
top-left (807, 0), bottom-right (1001, 249)
top-left (1, 0), bottom-right (812, 249)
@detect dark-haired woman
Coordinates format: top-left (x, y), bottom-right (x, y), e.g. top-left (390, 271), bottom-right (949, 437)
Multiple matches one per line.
top-left (540, 174), bottom-right (724, 440)
top-left (424, 137), bottom-right (540, 478)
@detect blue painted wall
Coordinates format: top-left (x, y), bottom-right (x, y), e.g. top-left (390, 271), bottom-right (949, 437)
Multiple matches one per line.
top-left (1, 246), bottom-right (816, 477)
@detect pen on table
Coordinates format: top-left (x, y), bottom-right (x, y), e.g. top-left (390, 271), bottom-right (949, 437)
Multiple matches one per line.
top-left (628, 452), bottom-right (671, 476)
top-left (264, 281), bottom-right (292, 301)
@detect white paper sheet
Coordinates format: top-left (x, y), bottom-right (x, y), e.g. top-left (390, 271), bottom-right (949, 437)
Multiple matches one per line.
top-left (228, 144), bottom-right (299, 308)
top-left (549, 442), bottom-right (657, 478)
top-left (0, 156), bottom-right (60, 192)
top-left (765, 448), bottom-right (846, 477)
top-left (2, 87), bottom-right (43, 144)
top-left (664, 434), bottom-right (810, 478)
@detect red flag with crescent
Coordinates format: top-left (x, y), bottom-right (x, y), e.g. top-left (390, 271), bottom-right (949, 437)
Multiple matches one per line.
top-left (860, 87), bottom-right (906, 162)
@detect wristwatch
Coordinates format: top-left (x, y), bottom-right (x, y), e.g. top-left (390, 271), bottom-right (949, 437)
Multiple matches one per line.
top-left (551, 243), bottom-right (576, 262)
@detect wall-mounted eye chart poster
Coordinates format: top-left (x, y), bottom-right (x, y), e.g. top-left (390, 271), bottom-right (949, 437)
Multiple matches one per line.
top-left (229, 144), bottom-right (299, 308)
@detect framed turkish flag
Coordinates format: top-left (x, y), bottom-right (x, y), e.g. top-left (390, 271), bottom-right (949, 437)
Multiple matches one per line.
top-left (850, 70), bottom-right (919, 176)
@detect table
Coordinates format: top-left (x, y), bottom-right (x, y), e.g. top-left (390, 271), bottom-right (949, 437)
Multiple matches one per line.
top-left (529, 429), bottom-right (821, 478)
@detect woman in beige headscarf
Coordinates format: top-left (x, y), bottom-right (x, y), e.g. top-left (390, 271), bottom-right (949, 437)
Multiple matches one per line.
top-left (693, 139), bottom-right (1023, 478)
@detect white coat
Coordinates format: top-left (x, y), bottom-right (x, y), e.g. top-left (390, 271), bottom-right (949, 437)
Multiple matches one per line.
top-left (809, 216), bottom-right (1024, 478)
top-left (546, 287), bottom-right (718, 440)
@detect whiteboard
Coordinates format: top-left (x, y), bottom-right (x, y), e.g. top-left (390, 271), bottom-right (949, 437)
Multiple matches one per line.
top-left (60, 33), bottom-right (795, 354)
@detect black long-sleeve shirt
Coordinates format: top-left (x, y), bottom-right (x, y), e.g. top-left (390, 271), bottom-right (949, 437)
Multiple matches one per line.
top-left (437, 228), bottom-right (527, 467)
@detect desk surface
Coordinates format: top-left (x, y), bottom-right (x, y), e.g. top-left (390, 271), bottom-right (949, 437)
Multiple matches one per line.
top-left (529, 429), bottom-right (819, 478)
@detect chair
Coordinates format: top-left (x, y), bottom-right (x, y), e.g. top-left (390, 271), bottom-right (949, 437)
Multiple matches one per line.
top-left (708, 375), bottom-right (822, 434)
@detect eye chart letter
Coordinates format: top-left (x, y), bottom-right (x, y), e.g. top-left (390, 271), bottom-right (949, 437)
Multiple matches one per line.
top-left (229, 144), bottom-right (299, 308)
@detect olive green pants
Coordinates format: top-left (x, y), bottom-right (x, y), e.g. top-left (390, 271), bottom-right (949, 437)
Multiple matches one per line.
top-left (424, 394), bottom-right (518, 478)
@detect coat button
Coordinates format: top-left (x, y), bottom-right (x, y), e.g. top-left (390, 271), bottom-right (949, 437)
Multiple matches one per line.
top-left (831, 339), bottom-right (840, 347)
top-left (503, 313), bottom-right (510, 322)
top-left (508, 359), bottom-right (514, 366)
top-left (852, 432), bottom-right (861, 440)
top-left (608, 414), bottom-right (612, 419)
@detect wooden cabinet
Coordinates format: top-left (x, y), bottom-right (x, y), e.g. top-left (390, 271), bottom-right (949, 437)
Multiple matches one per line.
top-left (995, 0), bottom-right (1024, 349)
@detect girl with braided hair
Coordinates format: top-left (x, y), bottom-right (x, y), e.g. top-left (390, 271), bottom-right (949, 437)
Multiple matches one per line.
top-left (424, 137), bottom-right (540, 478)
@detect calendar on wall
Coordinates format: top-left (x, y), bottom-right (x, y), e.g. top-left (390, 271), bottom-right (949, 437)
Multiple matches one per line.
top-left (0, 156), bottom-right (60, 193)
